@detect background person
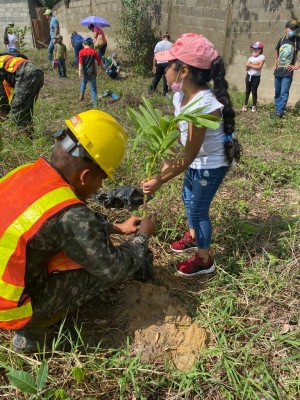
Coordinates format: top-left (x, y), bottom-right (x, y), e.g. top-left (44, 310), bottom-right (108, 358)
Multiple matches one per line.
top-left (142, 33), bottom-right (242, 277)
top-left (44, 9), bottom-right (60, 65)
top-left (71, 31), bottom-right (83, 69)
top-left (3, 23), bottom-right (18, 54)
top-left (0, 52), bottom-right (44, 135)
top-left (242, 41), bottom-right (265, 112)
top-left (78, 37), bottom-right (103, 106)
top-left (271, 18), bottom-right (300, 118)
top-left (54, 35), bottom-right (67, 78)
top-left (88, 23), bottom-right (107, 58)
top-left (0, 109), bottom-right (156, 353)
top-left (148, 33), bottom-right (173, 96)
top-left (105, 52), bottom-right (120, 79)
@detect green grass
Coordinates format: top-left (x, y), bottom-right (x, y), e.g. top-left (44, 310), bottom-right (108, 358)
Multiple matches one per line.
top-left (0, 48), bottom-right (299, 399)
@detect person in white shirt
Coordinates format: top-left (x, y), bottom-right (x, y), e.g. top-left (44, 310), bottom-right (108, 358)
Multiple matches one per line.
top-left (6, 32), bottom-right (18, 53)
top-left (142, 33), bottom-right (242, 277)
top-left (242, 42), bottom-right (265, 112)
top-left (148, 33), bottom-right (172, 96)
top-left (3, 23), bottom-right (18, 54)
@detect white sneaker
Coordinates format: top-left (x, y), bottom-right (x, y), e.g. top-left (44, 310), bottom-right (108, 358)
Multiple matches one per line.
top-left (241, 106), bottom-right (247, 112)
top-left (252, 106), bottom-right (257, 112)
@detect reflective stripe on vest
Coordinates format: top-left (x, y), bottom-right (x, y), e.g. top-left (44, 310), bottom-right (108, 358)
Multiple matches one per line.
top-left (0, 158), bottom-right (83, 329)
top-left (2, 79), bottom-right (14, 104)
top-left (0, 55), bottom-right (28, 73)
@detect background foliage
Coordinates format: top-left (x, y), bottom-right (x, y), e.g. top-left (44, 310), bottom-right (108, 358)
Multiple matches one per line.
top-left (117, 0), bottom-right (161, 74)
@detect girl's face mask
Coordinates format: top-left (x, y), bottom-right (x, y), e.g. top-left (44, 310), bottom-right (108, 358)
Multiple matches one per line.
top-left (170, 69), bottom-right (184, 93)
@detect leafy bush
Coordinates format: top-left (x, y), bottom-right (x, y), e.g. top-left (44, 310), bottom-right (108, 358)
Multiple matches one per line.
top-left (117, 0), bottom-right (160, 74)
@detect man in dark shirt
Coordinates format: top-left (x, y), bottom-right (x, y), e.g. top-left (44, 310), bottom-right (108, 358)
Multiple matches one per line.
top-left (271, 19), bottom-right (300, 118)
top-left (0, 109), bottom-right (155, 353)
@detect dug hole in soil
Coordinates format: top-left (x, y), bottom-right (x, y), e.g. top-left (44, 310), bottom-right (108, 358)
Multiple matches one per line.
top-left (79, 281), bottom-right (208, 371)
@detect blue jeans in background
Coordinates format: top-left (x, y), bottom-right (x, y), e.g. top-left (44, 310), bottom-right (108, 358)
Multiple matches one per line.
top-left (182, 166), bottom-right (228, 249)
top-left (7, 48), bottom-right (19, 54)
top-left (57, 59), bottom-right (66, 77)
top-left (74, 42), bottom-right (83, 68)
top-left (80, 76), bottom-right (97, 106)
top-left (48, 39), bottom-right (55, 62)
top-left (274, 76), bottom-right (293, 115)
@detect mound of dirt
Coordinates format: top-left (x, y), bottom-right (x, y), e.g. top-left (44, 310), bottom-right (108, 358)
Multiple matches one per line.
top-left (82, 282), bottom-right (208, 371)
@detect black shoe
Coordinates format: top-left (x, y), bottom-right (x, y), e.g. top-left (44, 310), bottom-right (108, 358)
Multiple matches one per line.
top-left (12, 327), bottom-right (54, 353)
top-left (132, 249), bottom-right (153, 282)
top-left (269, 112), bottom-right (282, 119)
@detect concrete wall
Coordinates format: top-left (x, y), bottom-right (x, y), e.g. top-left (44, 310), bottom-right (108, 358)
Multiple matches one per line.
top-left (53, 0), bottom-right (121, 49)
top-left (0, 0), bottom-right (42, 48)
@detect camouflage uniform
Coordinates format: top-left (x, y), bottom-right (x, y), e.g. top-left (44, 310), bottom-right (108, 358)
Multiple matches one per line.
top-left (0, 57), bottom-right (44, 130)
top-left (24, 204), bottom-right (149, 331)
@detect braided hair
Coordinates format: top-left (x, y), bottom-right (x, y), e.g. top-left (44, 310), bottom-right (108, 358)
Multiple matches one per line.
top-left (174, 58), bottom-right (242, 165)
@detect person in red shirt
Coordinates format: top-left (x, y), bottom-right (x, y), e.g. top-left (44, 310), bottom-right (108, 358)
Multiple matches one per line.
top-left (88, 24), bottom-right (107, 58)
top-left (78, 37), bottom-right (103, 106)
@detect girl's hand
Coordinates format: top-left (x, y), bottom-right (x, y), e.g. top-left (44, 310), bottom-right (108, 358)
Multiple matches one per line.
top-left (141, 176), bottom-right (162, 194)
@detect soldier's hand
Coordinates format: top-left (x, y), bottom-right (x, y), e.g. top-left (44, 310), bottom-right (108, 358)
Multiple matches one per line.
top-left (139, 216), bottom-right (156, 238)
top-left (117, 216), bottom-right (142, 235)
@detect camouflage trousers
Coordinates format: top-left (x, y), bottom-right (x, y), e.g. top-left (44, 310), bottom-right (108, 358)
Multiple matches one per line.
top-left (26, 268), bottom-right (118, 330)
top-left (25, 249), bottom-right (153, 332)
top-left (0, 62), bottom-right (44, 130)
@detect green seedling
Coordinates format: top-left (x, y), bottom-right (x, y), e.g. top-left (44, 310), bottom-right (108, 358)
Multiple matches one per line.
top-left (127, 96), bottom-right (220, 215)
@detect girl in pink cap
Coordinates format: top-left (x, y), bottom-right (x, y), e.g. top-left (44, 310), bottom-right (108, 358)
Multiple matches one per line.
top-left (242, 42), bottom-right (265, 112)
top-left (142, 33), bottom-right (242, 277)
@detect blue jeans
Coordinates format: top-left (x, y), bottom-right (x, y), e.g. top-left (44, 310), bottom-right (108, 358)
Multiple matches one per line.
top-left (74, 42), bottom-right (83, 68)
top-left (57, 59), bottom-right (66, 77)
top-left (274, 76), bottom-right (293, 115)
top-left (7, 48), bottom-right (19, 54)
top-left (48, 39), bottom-right (55, 62)
top-left (80, 76), bottom-right (97, 106)
top-left (182, 166), bottom-right (228, 249)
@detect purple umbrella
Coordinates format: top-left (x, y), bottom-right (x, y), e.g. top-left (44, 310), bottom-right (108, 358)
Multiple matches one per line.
top-left (80, 16), bottom-right (110, 28)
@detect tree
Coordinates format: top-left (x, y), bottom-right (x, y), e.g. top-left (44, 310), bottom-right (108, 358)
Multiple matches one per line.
top-left (117, 0), bottom-right (160, 74)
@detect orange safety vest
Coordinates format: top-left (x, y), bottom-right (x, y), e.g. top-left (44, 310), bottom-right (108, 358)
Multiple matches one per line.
top-left (0, 158), bottom-right (83, 330)
top-left (0, 55), bottom-right (28, 104)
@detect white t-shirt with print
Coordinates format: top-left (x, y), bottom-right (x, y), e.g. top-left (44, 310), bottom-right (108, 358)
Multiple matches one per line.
top-left (247, 54), bottom-right (265, 76)
top-left (173, 89), bottom-right (228, 169)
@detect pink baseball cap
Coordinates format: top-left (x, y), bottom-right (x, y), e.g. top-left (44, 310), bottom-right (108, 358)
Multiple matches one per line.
top-left (155, 33), bottom-right (219, 70)
top-left (251, 41), bottom-right (264, 49)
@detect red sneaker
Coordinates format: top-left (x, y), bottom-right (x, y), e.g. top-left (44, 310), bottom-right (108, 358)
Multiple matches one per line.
top-left (170, 232), bottom-right (197, 253)
top-left (176, 253), bottom-right (215, 276)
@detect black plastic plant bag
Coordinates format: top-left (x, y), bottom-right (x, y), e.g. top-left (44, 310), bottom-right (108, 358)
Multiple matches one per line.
top-left (94, 186), bottom-right (152, 210)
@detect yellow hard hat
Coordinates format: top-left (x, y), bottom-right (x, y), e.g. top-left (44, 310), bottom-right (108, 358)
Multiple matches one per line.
top-left (65, 110), bottom-right (127, 179)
